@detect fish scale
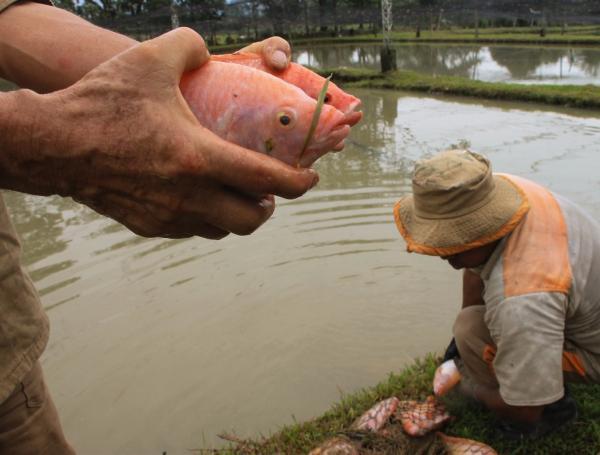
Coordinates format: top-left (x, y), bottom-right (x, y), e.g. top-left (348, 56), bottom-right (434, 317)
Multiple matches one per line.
top-left (396, 396), bottom-right (452, 437)
top-left (180, 60), bottom-right (351, 167)
top-left (351, 397), bottom-right (400, 432)
top-left (437, 433), bottom-right (498, 455)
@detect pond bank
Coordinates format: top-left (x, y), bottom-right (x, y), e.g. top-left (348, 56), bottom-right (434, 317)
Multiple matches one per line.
top-left (316, 67), bottom-right (600, 110)
top-left (217, 355), bottom-right (600, 454)
top-left (211, 27), bottom-right (600, 53)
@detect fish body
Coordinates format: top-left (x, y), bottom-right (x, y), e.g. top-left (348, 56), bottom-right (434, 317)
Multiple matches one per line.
top-left (396, 396), bottom-right (451, 437)
top-left (181, 60), bottom-right (350, 167)
top-left (433, 359), bottom-right (462, 397)
top-left (212, 52), bottom-right (362, 125)
top-left (351, 397), bottom-right (400, 432)
top-left (308, 436), bottom-right (359, 455)
top-left (437, 433), bottom-right (498, 455)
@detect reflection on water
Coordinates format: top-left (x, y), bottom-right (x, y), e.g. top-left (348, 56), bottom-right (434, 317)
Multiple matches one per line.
top-left (5, 89), bottom-right (600, 454)
top-left (294, 43), bottom-right (600, 85)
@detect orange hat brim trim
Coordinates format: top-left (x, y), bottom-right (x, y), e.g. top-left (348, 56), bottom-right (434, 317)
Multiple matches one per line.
top-left (393, 176), bottom-right (530, 257)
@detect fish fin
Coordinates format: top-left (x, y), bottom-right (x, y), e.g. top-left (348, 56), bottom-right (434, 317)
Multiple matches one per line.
top-left (212, 53), bottom-right (261, 63)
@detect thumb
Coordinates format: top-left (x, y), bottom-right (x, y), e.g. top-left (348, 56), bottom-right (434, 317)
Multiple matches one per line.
top-left (142, 27), bottom-right (210, 76)
top-left (239, 36), bottom-right (291, 71)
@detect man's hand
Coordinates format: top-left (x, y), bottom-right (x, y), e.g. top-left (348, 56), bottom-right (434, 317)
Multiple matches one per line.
top-left (1, 28), bottom-right (318, 239)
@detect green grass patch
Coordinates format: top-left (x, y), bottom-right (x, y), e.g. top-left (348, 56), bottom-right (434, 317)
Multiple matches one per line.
top-left (211, 354), bottom-right (600, 454)
top-left (210, 26), bottom-right (600, 52)
top-left (314, 67), bottom-right (600, 110)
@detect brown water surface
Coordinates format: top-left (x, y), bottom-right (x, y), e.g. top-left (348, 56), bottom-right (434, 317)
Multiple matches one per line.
top-left (294, 43), bottom-right (600, 85)
top-left (5, 88), bottom-right (600, 454)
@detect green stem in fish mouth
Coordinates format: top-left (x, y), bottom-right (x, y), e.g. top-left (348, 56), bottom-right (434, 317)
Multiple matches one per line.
top-left (299, 74), bottom-right (331, 167)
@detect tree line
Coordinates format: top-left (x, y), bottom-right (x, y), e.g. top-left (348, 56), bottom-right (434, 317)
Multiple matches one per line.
top-left (53, 0), bottom-right (600, 42)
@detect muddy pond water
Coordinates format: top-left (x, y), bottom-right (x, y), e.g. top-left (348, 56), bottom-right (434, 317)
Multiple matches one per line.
top-left (5, 87), bottom-right (600, 453)
top-left (294, 43), bottom-right (600, 85)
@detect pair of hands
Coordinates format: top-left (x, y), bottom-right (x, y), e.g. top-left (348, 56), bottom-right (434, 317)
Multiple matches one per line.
top-left (4, 27), bottom-right (319, 239)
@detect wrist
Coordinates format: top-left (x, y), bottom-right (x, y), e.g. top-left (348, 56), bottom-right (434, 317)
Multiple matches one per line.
top-left (0, 88), bottom-right (67, 195)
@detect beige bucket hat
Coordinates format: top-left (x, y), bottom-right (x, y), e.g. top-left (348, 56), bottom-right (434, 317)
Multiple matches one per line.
top-left (394, 150), bottom-right (530, 256)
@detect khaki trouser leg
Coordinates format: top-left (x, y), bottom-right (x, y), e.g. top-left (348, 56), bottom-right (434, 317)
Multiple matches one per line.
top-left (452, 305), bottom-right (499, 388)
top-left (0, 362), bottom-right (75, 455)
top-left (453, 305), bottom-right (590, 388)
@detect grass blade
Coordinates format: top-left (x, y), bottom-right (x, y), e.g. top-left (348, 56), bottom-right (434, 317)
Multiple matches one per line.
top-left (299, 74), bottom-right (332, 167)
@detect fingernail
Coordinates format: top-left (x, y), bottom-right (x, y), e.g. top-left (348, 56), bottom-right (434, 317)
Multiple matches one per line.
top-left (259, 196), bottom-right (274, 209)
top-left (271, 50), bottom-right (288, 69)
top-left (308, 171), bottom-right (320, 189)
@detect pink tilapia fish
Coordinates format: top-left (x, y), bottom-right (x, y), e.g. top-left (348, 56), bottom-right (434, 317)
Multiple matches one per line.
top-left (396, 396), bottom-right (451, 437)
top-left (351, 397), bottom-right (400, 432)
top-left (308, 436), bottom-right (359, 455)
top-left (212, 52), bottom-right (363, 126)
top-left (433, 359), bottom-right (462, 397)
top-left (180, 60), bottom-right (350, 168)
top-left (437, 433), bottom-right (498, 455)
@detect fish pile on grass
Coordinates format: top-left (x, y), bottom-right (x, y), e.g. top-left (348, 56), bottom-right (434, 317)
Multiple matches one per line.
top-left (181, 52), bottom-right (362, 168)
top-left (309, 359), bottom-right (497, 455)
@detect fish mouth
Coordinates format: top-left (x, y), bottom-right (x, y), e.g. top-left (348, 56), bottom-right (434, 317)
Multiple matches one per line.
top-left (342, 99), bottom-right (362, 126)
top-left (343, 110), bottom-right (363, 127)
top-left (300, 120), bottom-right (350, 167)
top-left (329, 124), bottom-right (351, 150)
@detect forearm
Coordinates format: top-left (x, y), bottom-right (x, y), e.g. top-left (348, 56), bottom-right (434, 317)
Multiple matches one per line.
top-left (474, 383), bottom-right (543, 425)
top-left (462, 269), bottom-right (485, 308)
top-left (0, 2), bottom-right (136, 92)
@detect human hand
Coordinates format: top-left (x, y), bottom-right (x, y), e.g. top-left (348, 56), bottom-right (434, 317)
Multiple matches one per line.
top-left (4, 28), bottom-right (318, 239)
top-left (237, 36), bottom-right (291, 71)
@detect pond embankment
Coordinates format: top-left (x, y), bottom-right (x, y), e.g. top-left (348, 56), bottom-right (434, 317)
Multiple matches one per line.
top-left (320, 67), bottom-right (600, 110)
top-left (218, 356), bottom-right (600, 454)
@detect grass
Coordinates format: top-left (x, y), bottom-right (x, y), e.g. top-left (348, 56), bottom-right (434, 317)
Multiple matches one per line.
top-left (313, 67), bottom-right (600, 110)
top-left (211, 25), bottom-right (600, 52)
top-left (210, 354), bottom-right (600, 454)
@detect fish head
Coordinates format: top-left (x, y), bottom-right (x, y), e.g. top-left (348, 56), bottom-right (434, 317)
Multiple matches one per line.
top-left (228, 96), bottom-right (350, 168)
top-left (299, 103), bottom-right (351, 167)
top-left (323, 82), bottom-right (363, 125)
top-left (285, 64), bottom-right (362, 127)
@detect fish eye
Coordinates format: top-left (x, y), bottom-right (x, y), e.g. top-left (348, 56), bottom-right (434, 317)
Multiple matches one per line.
top-left (277, 111), bottom-right (295, 128)
top-left (324, 93), bottom-right (331, 103)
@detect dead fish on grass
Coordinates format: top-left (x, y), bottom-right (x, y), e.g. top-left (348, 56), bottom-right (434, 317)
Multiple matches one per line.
top-left (437, 432), bottom-right (498, 455)
top-left (396, 395), bottom-right (452, 437)
top-left (351, 397), bottom-right (400, 432)
top-left (310, 395), bottom-right (497, 454)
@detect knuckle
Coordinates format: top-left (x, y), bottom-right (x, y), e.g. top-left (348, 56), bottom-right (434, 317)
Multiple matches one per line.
top-left (136, 41), bottom-right (162, 65)
top-left (176, 27), bottom-right (208, 56)
top-left (177, 27), bottom-right (201, 43)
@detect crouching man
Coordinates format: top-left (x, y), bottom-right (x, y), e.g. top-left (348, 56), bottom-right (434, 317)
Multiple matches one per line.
top-left (393, 149), bottom-right (600, 439)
